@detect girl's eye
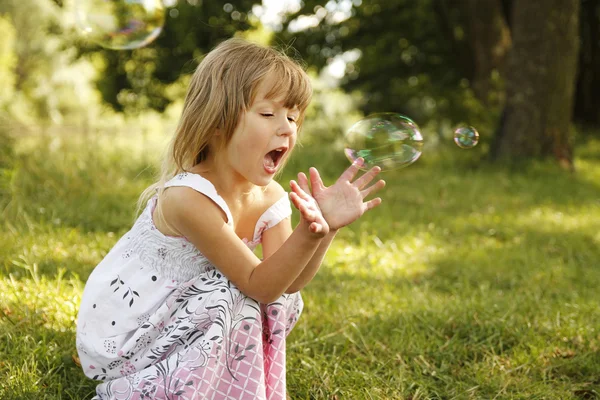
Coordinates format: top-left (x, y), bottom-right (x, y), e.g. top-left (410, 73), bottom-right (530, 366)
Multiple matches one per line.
top-left (261, 113), bottom-right (274, 117)
top-left (287, 117), bottom-right (297, 123)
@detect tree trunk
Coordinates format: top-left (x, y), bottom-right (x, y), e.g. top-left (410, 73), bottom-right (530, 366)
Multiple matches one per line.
top-left (491, 0), bottom-right (580, 169)
top-left (457, 0), bottom-right (511, 103)
top-left (574, 0), bottom-right (600, 126)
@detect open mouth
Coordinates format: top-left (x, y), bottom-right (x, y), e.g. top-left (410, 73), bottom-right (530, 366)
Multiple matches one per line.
top-left (263, 146), bottom-right (287, 173)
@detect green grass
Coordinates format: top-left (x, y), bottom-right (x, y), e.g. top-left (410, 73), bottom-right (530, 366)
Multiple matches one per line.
top-left (1, 131), bottom-right (599, 399)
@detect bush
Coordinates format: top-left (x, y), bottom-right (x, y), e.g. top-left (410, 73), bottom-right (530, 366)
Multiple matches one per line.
top-left (0, 126), bottom-right (15, 204)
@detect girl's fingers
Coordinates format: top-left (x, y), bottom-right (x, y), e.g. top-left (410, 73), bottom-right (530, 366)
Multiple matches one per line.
top-left (290, 180), bottom-right (312, 202)
top-left (310, 222), bottom-right (319, 234)
top-left (291, 192), bottom-right (317, 221)
top-left (363, 197), bottom-right (383, 211)
top-left (308, 168), bottom-right (326, 195)
top-left (354, 166), bottom-right (382, 189)
top-left (338, 158), bottom-right (363, 183)
top-left (360, 179), bottom-right (386, 199)
top-left (289, 192), bottom-right (302, 210)
top-left (297, 172), bottom-right (311, 194)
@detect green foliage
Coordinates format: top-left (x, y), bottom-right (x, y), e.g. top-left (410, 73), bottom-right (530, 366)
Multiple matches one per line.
top-left (298, 75), bottom-right (364, 148)
top-left (2, 130), bottom-right (600, 398)
top-left (0, 14), bottom-right (16, 109)
top-left (0, 0), bottom-right (101, 126)
top-left (277, 0), bottom-right (501, 130)
top-left (79, 0), bottom-right (260, 113)
top-left (0, 128), bottom-right (15, 205)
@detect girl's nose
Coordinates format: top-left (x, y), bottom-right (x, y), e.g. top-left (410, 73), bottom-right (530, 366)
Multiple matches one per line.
top-left (276, 121), bottom-right (295, 137)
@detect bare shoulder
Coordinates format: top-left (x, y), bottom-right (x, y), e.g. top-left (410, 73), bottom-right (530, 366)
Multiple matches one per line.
top-left (263, 180), bottom-right (289, 206)
top-left (159, 186), bottom-right (263, 299)
top-left (161, 185), bottom-right (228, 224)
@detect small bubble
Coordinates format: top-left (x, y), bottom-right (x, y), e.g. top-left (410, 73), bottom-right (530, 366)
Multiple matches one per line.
top-left (453, 126), bottom-right (479, 149)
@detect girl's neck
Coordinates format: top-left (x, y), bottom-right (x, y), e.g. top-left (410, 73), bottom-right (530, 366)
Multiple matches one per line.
top-left (189, 155), bottom-right (256, 205)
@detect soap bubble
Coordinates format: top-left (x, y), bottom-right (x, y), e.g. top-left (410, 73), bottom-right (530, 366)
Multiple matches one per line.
top-left (75, 0), bottom-right (165, 50)
top-left (453, 126), bottom-right (479, 149)
top-left (344, 113), bottom-right (424, 171)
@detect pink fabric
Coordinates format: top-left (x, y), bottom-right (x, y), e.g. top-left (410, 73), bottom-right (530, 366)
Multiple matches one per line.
top-left (76, 173), bottom-right (302, 399)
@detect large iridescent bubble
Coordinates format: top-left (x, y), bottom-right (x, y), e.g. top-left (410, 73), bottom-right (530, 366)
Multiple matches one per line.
top-left (344, 113), bottom-right (424, 171)
top-left (75, 0), bottom-right (165, 50)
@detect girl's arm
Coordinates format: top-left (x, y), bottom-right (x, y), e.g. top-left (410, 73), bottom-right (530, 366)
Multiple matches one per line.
top-left (163, 184), bottom-right (328, 304)
top-left (286, 160), bottom-right (386, 292)
top-left (284, 229), bottom-right (337, 293)
top-left (263, 160), bottom-right (386, 293)
top-left (261, 215), bottom-right (337, 294)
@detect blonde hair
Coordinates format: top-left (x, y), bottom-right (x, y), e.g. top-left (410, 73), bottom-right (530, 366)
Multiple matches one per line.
top-left (136, 38), bottom-right (312, 222)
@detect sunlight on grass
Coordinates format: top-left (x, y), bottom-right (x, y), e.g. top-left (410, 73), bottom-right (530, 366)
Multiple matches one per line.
top-left (2, 132), bottom-right (600, 399)
top-left (0, 268), bottom-right (92, 399)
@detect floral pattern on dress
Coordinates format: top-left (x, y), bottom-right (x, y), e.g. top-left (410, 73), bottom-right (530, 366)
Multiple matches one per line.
top-left (76, 173), bottom-right (300, 400)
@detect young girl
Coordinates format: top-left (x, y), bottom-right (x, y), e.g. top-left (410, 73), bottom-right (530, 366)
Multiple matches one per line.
top-left (76, 38), bottom-right (385, 400)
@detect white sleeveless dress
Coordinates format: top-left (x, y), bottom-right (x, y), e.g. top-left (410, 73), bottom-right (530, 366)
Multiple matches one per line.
top-left (76, 172), bottom-right (304, 400)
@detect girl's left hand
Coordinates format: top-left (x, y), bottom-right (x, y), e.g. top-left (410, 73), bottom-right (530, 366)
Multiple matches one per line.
top-left (289, 180), bottom-right (330, 237)
top-left (294, 158), bottom-right (386, 231)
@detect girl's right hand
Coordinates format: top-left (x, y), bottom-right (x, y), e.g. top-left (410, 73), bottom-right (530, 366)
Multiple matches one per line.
top-left (289, 180), bottom-right (329, 238)
top-left (296, 158), bottom-right (385, 231)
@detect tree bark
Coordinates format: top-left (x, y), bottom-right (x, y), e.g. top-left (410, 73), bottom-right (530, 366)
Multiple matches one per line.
top-left (456, 0), bottom-right (511, 103)
top-left (574, 0), bottom-right (600, 126)
top-left (491, 0), bottom-right (580, 169)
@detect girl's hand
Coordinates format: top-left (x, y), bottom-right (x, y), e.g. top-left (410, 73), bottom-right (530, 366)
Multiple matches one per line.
top-left (289, 180), bottom-right (330, 237)
top-left (295, 158), bottom-right (386, 231)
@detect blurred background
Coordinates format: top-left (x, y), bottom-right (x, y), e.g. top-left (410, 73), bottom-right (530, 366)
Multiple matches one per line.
top-left (0, 0), bottom-right (598, 165)
top-left (1, 0), bottom-right (600, 399)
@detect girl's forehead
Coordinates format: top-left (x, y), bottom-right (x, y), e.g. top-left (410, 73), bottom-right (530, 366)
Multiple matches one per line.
top-left (253, 84), bottom-right (298, 110)
top-left (254, 78), bottom-right (281, 100)
top-left (251, 68), bottom-right (311, 111)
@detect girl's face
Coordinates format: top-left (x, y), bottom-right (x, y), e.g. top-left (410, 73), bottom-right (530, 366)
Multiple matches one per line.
top-left (225, 79), bottom-right (300, 187)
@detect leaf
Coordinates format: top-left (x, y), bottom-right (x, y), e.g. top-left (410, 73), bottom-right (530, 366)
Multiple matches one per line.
top-left (246, 344), bottom-right (255, 351)
top-left (235, 344), bottom-right (239, 353)
top-left (123, 292), bottom-right (128, 299)
top-left (110, 278), bottom-right (118, 286)
top-left (210, 336), bottom-right (219, 340)
top-left (235, 355), bottom-right (246, 361)
top-left (120, 280), bottom-right (124, 284)
top-left (129, 298), bottom-right (134, 307)
top-left (175, 391), bottom-right (185, 395)
top-left (185, 381), bottom-right (194, 386)
top-left (272, 329), bottom-right (282, 335)
top-left (141, 324), bottom-right (150, 329)
top-left (178, 326), bottom-right (189, 330)
top-left (133, 291), bottom-right (139, 296)
top-left (113, 288), bottom-right (119, 293)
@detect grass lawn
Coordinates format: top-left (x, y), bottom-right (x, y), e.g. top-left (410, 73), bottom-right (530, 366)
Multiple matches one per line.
top-left (1, 132), bottom-right (599, 399)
